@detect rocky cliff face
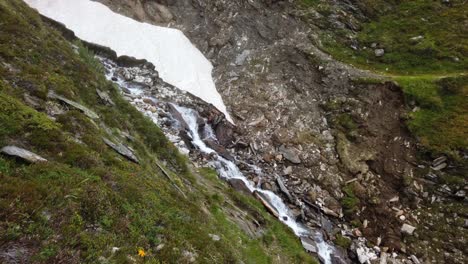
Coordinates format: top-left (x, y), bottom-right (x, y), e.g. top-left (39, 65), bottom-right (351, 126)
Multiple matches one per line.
top-left (95, 1), bottom-right (467, 263)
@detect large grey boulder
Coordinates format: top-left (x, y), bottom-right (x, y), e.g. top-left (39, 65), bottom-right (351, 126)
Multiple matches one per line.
top-left (1, 146), bottom-right (47, 163)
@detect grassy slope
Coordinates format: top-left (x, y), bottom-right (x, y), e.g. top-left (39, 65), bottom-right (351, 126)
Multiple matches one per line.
top-left (300, 0), bottom-right (467, 160)
top-left (0, 1), bottom-right (316, 263)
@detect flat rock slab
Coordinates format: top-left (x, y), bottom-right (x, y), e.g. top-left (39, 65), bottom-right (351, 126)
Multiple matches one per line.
top-left (1, 146), bottom-right (47, 163)
top-left (48, 91), bottom-right (99, 119)
top-left (276, 176), bottom-right (293, 202)
top-left (254, 191), bottom-right (280, 218)
top-left (103, 138), bottom-right (139, 163)
top-left (300, 236), bottom-right (318, 253)
top-left (279, 145), bottom-right (301, 164)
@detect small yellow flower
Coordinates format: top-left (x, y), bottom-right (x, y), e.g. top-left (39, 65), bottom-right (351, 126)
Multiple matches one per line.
top-left (138, 249), bottom-right (146, 257)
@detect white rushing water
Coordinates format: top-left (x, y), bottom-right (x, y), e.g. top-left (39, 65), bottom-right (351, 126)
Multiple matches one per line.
top-left (100, 57), bottom-right (335, 263)
top-left (173, 105), bottom-right (335, 263)
top-left (24, 0), bottom-right (233, 123)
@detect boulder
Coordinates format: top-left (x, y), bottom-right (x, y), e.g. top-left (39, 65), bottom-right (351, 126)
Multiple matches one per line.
top-left (0, 146), bottom-right (47, 163)
top-left (279, 145), bottom-right (301, 164)
top-left (228, 178), bottom-right (252, 196)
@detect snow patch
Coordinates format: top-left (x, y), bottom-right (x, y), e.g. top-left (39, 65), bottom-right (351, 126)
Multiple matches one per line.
top-left (25, 0), bottom-right (233, 123)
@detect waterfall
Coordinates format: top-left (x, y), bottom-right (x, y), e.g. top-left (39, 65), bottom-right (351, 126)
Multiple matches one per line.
top-left (173, 105), bottom-right (334, 264)
top-left (100, 58), bottom-right (336, 264)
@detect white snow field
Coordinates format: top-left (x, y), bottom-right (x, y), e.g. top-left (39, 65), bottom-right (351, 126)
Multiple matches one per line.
top-left (24, 0), bottom-right (233, 123)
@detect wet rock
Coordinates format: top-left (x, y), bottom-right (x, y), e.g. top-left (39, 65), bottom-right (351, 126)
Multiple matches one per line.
top-left (400, 223), bottom-right (416, 235)
top-left (214, 122), bottom-right (234, 146)
top-left (167, 103), bottom-right (189, 130)
top-left (279, 145), bottom-right (301, 164)
top-left (204, 139), bottom-right (234, 161)
top-left (103, 138), bottom-right (139, 163)
top-left (1, 146), bottom-right (47, 163)
top-left (254, 191), bottom-right (279, 218)
top-left (48, 91), bottom-right (99, 119)
top-left (300, 236), bottom-right (317, 253)
top-left (276, 176), bottom-right (293, 202)
top-left (228, 178), bottom-right (251, 196)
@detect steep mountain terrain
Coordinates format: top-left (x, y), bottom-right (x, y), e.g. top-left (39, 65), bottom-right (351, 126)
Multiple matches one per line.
top-left (0, 1), bottom-right (317, 263)
top-left (1, 0), bottom-right (466, 263)
top-left (95, 0), bottom-right (467, 263)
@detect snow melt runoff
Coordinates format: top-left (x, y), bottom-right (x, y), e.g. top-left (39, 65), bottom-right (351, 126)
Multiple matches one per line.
top-left (25, 0), bottom-right (233, 123)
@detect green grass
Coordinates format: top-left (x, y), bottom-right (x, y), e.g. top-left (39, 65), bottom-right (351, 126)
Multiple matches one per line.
top-left (311, 0), bottom-right (467, 74)
top-left (395, 75), bottom-right (467, 159)
top-left (341, 185), bottom-right (360, 215)
top-left (0, 1), bottom-right (317, 263)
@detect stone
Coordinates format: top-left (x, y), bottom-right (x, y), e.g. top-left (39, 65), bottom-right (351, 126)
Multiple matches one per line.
top-left (432, 156), bottom-right (447, 166)
top-left (1, 146), bottom-right (47, 163)
top-left (276, 176), bottom-right (293, 202)
top-left (353, 228), bottom-right (363, 237)
top-left (96, 89), bottom-right (115, 106)
top-left (283, 166), bottom-right (293, 175)
top-left (410, 255), bottom-right (421, 264)
top-left (322, 207), bottom-right (340, 218)
top-left (228, 178), bottom-right (251, 196)
top-left (375, 49), bottom-right (385, 57)
top-left (279, 145), bottom-right (301, 164)
top-left (254, 191), bottom-right (279, 218)
top-left (410, 35), bottom-right (424, 42)
top-left (48, 91), bottom-right (99, 119)
top-left (431, 162), bottom-right (447, 171)
top-left (103, 138), bottom-right (139, 163)
top-left (155, 244), bottom-right (165, 251)
top-left (300, 236), bottom-right (317, 253)
top-left (454, 190), bottom-right (465, 198)
top-left (235, 50), bottom-right (251, 66)
top-left (208, 234), bottom-right (221, 241)
top-left (401, 223), bottom-right (416, 235)
top-left (356, 245), bottom-right (378, 263)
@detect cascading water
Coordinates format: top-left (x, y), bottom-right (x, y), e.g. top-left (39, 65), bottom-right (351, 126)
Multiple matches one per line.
top-left (173, 105), bottom-right (334, 264)
top-left (101, 58), bottom-right (336, 264)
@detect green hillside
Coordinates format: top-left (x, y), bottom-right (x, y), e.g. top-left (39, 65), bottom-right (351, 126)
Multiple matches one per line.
top-left (0, 1), bottom-right (315, 263)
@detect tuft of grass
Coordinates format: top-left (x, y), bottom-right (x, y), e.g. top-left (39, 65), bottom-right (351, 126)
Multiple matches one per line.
top-left (396, 75), bottom-right (468, 159)
top-left (341, 184), bottom-right (360, 215)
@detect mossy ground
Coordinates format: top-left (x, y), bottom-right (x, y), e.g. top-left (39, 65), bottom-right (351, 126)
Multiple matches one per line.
top-left (0, 1), bottom-right (316, 263)
top-left (304, 0), bottom-right (467, 74)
